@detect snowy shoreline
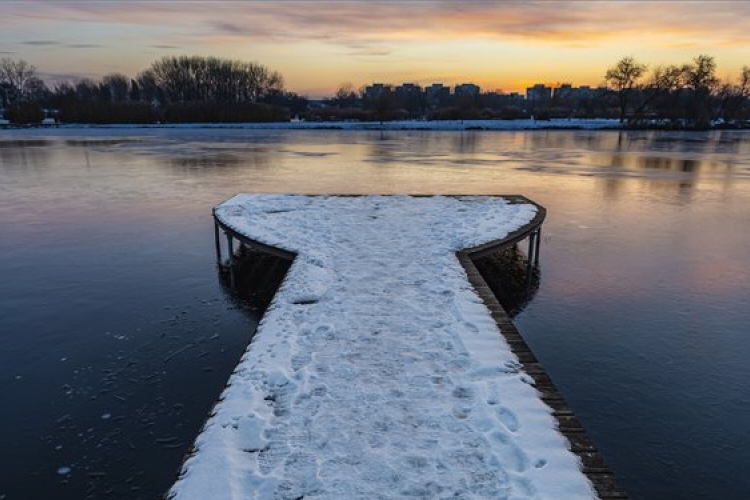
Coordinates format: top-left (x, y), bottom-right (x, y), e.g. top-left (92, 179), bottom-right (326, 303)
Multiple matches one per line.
top-left (0, 118), bottom-right (620, 132)
top-left (169, 195), bottom-right (596, 499)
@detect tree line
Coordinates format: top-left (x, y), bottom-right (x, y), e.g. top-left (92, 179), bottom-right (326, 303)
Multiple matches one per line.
top-left (2, 54), bottom-right (749, 128)
top-left (0, 55), bottom-right (305, 124)
top-left (605, 55), bottom-right (749, 128)
top-left (321, 55), bottom-right (748, 128)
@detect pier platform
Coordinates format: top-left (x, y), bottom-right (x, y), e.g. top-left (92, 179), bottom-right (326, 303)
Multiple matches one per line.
top-left (170, 194), bottom-right (626, 499)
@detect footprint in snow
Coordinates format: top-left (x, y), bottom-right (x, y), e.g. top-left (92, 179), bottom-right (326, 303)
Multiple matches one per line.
top-left (495, 406), bottom-right (520, 433)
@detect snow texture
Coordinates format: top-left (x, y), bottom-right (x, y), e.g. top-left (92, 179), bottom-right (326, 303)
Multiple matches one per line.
top-left (169, 195), bottom-right (596, 500)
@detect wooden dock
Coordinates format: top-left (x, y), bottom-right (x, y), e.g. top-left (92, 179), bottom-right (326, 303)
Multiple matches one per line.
top-left (175, 194), bottom-right (628, 499)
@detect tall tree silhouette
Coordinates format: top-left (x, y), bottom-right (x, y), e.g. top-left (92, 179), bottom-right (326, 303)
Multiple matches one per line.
top-left (606, 56), bottom-right (647, 123)
top-left (0, 58), bottom-right (38, 104)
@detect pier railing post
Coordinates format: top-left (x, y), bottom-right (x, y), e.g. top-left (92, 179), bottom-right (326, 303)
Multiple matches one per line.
top-left (534, 228), bottom-right (541, 267)
top-left (526, 232), bottom-right (535, 286)
top-left (529, 231), bottom-right (537, 263)
top-left (214, 219), bottom-right (222, 266)
top-left (226, 232), bottom-right (236, 289)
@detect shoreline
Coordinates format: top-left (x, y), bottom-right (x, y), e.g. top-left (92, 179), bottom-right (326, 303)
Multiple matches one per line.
top-left (0, 118), bottom-right (621, 132)
top-left (4, 118), bottom-right (749, 133)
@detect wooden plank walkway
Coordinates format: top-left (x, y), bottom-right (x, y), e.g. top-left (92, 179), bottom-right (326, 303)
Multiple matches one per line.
top-left (173, 194), bottom-right (628, 499)
top-left (458, 254), bottom-right (628, 499)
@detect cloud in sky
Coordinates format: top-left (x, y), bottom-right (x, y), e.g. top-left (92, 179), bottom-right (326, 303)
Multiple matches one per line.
top-left (21, 40), bottom-right (61, 46)
top-left (8, 0), bottom-right (749, 46)
top-left (3, 1), bottom-right (750, 94)
top-left (17, 40), bottom-right (103, 49)
top-left (68, 43), bottom-right (103, 49)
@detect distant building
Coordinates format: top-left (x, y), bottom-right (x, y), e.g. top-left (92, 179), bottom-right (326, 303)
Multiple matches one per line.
top-left (554, 84), bottom-right (593, 103)
top-left (395, 83), bottom-right (422, 99)
top-left (395, 83), bottom-right (424, 113)
top-left (454, 83), bottom-right (481, 98)
top-left (363, 83), bottom-right (391, 101)
top-left (526, 84), bottom-right (552, 102)
top-left (425, 84), bottom-right (450, 107)
top-left (553, 83), bottom-right (574, 101)
top-left (482, 91), bottom-right (526, 109)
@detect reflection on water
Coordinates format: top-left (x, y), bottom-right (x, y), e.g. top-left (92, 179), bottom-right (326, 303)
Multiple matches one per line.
top-left (63, 139), bottom-right (145, 148)
top-left (221, 248), bottom-right (293, 312)
top-left (474, 245), bottom-right (541, 317)
top-left (1, 128), bottom-right (750, 500)
top-left (0, 139), bottom-right (54, 149)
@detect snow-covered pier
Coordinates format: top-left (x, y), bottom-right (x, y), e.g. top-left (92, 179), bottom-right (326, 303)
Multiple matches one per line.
top-left (171, 194), bottom-right (625, 499)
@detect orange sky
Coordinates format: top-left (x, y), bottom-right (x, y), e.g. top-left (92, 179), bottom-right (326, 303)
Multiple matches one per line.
top-left (2, 1), bottom-right (749, 97)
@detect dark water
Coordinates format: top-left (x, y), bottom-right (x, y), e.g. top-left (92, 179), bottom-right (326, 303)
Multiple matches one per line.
top-left (1, 128), bottom-right (749, 499)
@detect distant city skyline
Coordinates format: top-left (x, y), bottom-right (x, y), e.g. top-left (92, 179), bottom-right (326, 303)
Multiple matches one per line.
top-left (2, 1), bottom-right (750, 98)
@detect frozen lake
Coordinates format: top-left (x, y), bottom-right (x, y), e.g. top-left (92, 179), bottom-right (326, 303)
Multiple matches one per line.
top-left (1, 127), bottom-right (749, 499)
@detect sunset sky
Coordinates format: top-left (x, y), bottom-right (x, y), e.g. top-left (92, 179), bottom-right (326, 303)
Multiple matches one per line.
top-left (2, 1), bottom-right (750, 97)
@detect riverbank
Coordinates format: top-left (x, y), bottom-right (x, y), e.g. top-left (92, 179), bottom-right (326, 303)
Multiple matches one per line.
top-left (6, 117), bottom-right (749, 133)
top-left (1, 118), bottom-right (619, 131)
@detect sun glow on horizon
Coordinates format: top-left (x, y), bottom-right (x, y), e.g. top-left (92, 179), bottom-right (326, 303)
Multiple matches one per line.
top-left (2, 1), bottom-right (749, 97)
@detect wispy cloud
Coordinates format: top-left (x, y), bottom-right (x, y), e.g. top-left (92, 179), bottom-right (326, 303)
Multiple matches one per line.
top-left (21, 40), bottom-right (60, 46)
top-left (5, 1), bottom-right (750, 93)
top-left (344, 41), bottom-right (393, 58)
top-left (18, 40), bottom-right (103, 49)
top-left (67, 43), bottom-right (103, 49)
top-left (349, 48), bottom-right (392, 57)
top-left (18, 40), bottom-right (106, 49)
top-left (210, 21), bottom-right (248, 37)
top-left (7, 1), bottom-right (750, 48)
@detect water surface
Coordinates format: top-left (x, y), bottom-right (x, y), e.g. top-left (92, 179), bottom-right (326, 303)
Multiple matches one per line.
top-left (1, 128), bottom-right (749, 499)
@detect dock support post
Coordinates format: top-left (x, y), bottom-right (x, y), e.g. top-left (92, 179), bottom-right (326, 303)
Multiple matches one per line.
top-left (534, 227), bottom-right (541, 267)
top-left (526, 233), bottom-right (535, 285)
top-left (214, 219), bottom-right (222, 266)
top-left (226, 232), bottom-right (236, 289)
top-left (528, 231), bottom-right (535, 263)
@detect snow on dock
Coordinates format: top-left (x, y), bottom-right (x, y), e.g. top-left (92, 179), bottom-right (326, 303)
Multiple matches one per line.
top-left (169, 195), bottom-right (598, 500)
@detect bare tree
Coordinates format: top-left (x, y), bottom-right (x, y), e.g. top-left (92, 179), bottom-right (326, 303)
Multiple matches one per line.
top-left (741, 66), bottom-right (750, 95)
top-left (717, 66), bottom-right (750, 124)
top-left (632, 64), bottom-right (686, 124)
top-left (683, 55), bottom-right (718, 94)
top-left (148, 55), bottom-right (284, 104)
top-left (0, 82), bottom-right (15, 108)
top-left (739, 66), bottom-right (750, 122)
top-left (333, 82), bottom-right (358, 108)
top-left (24, 76), bottom-right (49, 103)
top-left (682, 55), bottom-right (719, 127)
top-left (74, 79), bottom-right (99, 101)
top-left (0, 58), bottom-right (38, 103)
top-left (102, 73), bottom-right (130, 102)
top-left (136, 70), bottom-right (160, 104)
top-left (605, 56), bottom-right (647, 123)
